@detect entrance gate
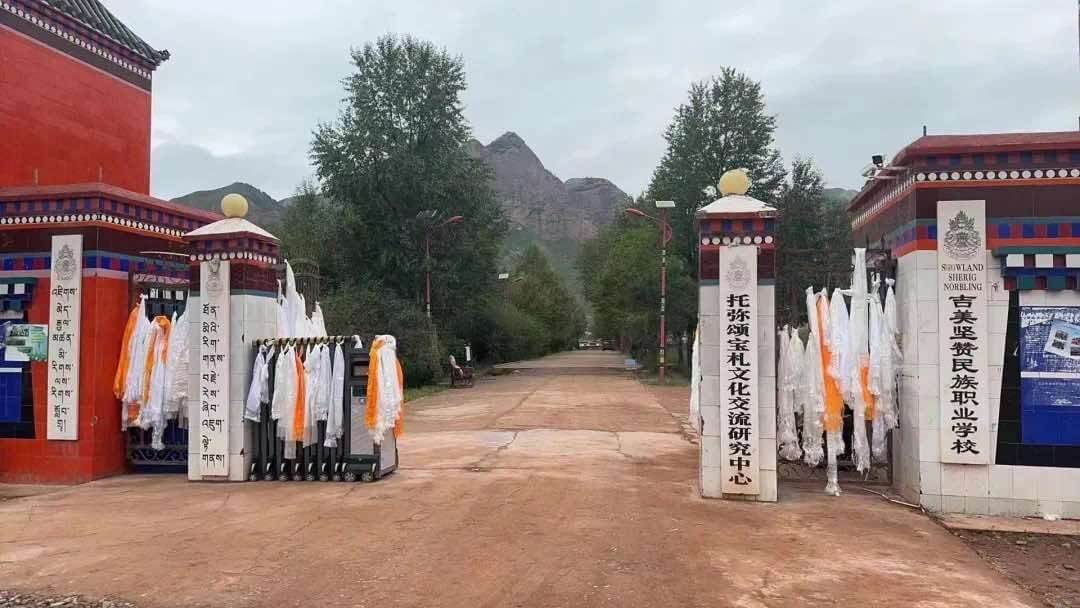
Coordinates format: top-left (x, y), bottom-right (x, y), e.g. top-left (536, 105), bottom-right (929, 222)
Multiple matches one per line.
top-left (119, 250), bottom-right (322, 473)
top-left (774, 247), bottom-right (896, 485)
top-left (125, 256), bottom-right (190, 472)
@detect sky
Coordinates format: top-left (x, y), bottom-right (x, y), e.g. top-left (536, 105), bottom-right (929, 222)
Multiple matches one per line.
top-left (107, 0), bottom-right (1079, 201)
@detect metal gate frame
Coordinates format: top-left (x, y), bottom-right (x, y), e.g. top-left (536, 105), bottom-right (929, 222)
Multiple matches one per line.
top-left (248, 336), bottom-right (398, 483)
top-left (125, 254), bottom-right (190, 473)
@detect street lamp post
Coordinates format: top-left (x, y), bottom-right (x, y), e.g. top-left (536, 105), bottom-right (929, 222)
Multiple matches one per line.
top-left (420, 212), bottom-right (464, 319)
top-left (626, 201), bottom-right (675, 383)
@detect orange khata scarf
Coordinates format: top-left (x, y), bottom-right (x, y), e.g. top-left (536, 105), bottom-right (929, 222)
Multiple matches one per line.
top-left (861, 361), bottom-right (876, 420)
top-left (366, 338), bottom-right (404, 439)
top-left (816, 295), bottom-right (844, 434)
top-left (137, 316), bottom-right (172, 422)
top-left (113, 304), bottom-right (141, 400)
top-left (292, 350), bottom-right (307, 441)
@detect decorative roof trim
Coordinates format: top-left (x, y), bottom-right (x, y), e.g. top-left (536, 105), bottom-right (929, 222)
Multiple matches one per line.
top-left (895, 132), bottom-right (1080, 166)
top-left (2, 0), bottom-right (161, 81)
top-left (0, 212), bottom-right (186, 239)
top-left (914, 168), bottom-right (1080, 184)
top-left (849, 172), bottom-right (917, 230)
top-left (189, 251), bottom-right (279, 265)
top-left (0, 182), bottom-right (222, 223)
top-left (851, 170), bottom-right (1080, 231)
top-left (696, 194), bottom-right (778, 218)
top-left (849, 134), bottom-right (1080, 213)
top-left (700, 235), bottom-right (775, 247)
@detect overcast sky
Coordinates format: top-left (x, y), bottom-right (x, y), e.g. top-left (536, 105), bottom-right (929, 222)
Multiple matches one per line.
top-left (108, 0), bottom-right (1079, 201)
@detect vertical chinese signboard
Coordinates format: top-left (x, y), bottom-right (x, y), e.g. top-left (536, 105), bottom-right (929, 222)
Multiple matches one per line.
top-left (47, 234), bottom-right (82, 440)
top-left (937, 200), bottom-right (989, 464)
top-left (198, 259), bottom-right (230, 476)
top-left (718, 245), bottom-right (759, 494)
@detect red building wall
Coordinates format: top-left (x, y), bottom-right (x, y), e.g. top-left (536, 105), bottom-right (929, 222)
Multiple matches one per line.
top-left (0, 25), bottom-right (152, 194)
top-left (0, 274), bottom-right (129, 483)
top-left (0, 198), bottom-right (216, 484)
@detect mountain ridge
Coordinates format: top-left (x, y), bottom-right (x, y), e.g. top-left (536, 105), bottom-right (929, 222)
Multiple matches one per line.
top-left (170, 133), bottom-right (633, 294)
top-left (171, 181), bottom-right (285, 228)
top-left (470, 131), bottom-right (632, 242)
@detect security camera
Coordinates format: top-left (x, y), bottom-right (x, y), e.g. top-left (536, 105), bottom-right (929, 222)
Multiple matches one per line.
top-left (871, 154), bottom-right (884, 167)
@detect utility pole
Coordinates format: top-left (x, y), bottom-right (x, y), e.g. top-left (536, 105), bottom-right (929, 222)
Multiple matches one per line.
top-left (627, 200), bottom-right (676, 383)
top-left (418, 211), bottom-right (464, 319)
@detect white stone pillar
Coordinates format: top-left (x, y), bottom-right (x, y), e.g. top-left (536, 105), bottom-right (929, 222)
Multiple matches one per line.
top-left (696, 170), bottom-right (778, 502)
top-left (183, 194), bottom-right (281, 481)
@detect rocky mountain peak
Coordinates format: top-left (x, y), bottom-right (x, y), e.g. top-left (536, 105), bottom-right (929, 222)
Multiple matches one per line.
top-left (467, 132), bottom-right (629, 243)
top-left (484, 131), bottom-right (542, 166)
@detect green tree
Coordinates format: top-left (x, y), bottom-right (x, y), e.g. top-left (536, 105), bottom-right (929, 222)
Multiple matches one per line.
top-left (772, 157), bottom-right (853, 325)
top-left (297, 34), bottom-right (508, 381)
top-left (511, 245), bottom-right (586, 352)
top-left (647, 67), bottom-right (787, 272)
top-left (321, 283), bottom-right (442, 387)
top-left (578, 217), bottom-right (696, 369)
top-left (276, 181), bottom-right (336, 273)
top-left (309, 34), bottom-right (506, 333)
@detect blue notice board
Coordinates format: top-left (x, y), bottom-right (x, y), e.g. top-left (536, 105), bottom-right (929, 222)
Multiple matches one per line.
top-left (1019, 307), bottom-right (1080, 446)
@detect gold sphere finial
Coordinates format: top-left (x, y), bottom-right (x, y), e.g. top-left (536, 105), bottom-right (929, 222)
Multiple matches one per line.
top-left (221, 193), bottom-right (248, 218)
top-left (718, 168), bottom-right (751, 196)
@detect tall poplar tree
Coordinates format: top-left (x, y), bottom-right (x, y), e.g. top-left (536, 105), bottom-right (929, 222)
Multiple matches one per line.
top-left (647, 67), bottom-right (787, 272)
top-left (310, 34), bottom-right (506, 320)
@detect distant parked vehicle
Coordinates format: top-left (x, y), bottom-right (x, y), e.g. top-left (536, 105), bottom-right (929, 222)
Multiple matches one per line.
top-left (601, 339), bottom-right (616, 351)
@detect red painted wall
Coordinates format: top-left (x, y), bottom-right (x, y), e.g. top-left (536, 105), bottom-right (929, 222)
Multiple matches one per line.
top-left (0, 274), bottom-right (130, 483)
top-left (0, 25), bottom-right (152, 194)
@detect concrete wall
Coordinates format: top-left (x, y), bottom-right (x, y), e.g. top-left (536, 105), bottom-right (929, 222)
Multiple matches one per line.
top-left (187, 293), bottom-right (278, 481)
top-left (894, 249), bottom-right (1080, 518)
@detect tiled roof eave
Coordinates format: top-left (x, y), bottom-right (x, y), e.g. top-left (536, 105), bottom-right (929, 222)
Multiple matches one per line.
top-left (17, 0), bottom-right (168, 68)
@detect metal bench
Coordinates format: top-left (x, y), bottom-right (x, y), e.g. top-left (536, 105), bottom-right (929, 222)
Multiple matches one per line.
top-left (449, 355), bottom-right (474, 388)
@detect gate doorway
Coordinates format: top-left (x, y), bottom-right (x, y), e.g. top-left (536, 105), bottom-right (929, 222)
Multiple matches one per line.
top-left (125, 253), bottom-right (190, 473)
top-left (774, 248), bottom-right (896, 485)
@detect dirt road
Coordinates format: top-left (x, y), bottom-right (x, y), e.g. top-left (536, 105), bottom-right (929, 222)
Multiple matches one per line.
top-left (0, 352), bottom-right (1039, 607)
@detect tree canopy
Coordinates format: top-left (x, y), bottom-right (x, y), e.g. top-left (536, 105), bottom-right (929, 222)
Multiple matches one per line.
top-left (510, 244), bottom-right (586, 353)
top-left (772, 157), bottom-right (854, 326)
top-left (647, 67), bottom-right (787, 272)
top-left (309, 34), bottom-right (506, 318)
top-left (276, 35), bottom-right (513, 383)
top-left (279, 35), bottom-right (585, 382)
top-left (581, 67), bottom-right (855, 367)
top-left (578, 214), bottom-right (696, 368)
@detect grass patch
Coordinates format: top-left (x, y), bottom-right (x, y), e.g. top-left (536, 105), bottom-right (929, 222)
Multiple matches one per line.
top-left (639, 370), bottom-right (691, 386)
top-left (405, 384), bottom-right (448, 401)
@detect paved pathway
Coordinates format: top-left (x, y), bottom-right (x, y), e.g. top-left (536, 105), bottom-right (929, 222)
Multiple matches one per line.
top-left (0, 352), bottom-right (1038, 607)
top-left (493, 349), bottom-right (628, 373)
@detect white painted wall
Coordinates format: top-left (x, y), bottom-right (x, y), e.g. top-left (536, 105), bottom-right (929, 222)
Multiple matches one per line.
top-left (894, 250), bottom-right (1080, 518)
top-left (187, 292), bottom-right (279, 481)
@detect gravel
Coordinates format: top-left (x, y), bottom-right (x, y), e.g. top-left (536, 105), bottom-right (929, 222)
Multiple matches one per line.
top-left (0, 591), bottom-right (135, 608)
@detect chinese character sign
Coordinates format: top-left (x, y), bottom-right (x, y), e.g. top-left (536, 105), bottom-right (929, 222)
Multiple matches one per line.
top-left (718, 245), bottom-right (759, 494)
top-left (199, 259), bottom-right (230, 476)
top-left (937, 200), bottom-right (989, 464)
top-left (47, 235), bottom-right (82, 440)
